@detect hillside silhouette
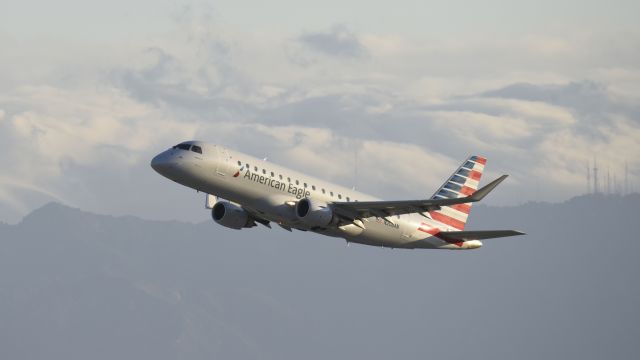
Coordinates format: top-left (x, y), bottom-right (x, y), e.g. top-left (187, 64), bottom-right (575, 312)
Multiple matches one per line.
top-left (0, 194), bottom-right (638, 360)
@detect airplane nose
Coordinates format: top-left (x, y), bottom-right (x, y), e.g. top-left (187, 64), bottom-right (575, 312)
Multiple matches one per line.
top-left (150, 152), bottom-right (172, 175)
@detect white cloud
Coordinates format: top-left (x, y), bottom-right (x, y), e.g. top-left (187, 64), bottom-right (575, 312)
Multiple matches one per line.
top-left (357, 141), bottom-right (456, 197)
top-left (0, 84), bottom-right (201, 221)
top-left (2, 85), bottom-right (197, 167)
top-left (429, 111), bottom-right (533, 148)
top-left (0, 8), bottom-right (639, 220)
top-left (534, 116), bottom-right (640, 187)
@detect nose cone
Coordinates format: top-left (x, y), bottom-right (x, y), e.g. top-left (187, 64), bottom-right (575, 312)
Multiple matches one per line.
top-left (151, 152), bottom-right (172, 176)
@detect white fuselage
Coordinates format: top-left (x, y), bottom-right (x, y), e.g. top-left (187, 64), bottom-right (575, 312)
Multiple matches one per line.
top-left (151, 141), bottom-right (481, 249)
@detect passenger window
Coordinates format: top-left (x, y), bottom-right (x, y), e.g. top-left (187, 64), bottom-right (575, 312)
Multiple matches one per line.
top-left (296, 180), bottom-right (299, 185)
top-left (322, 189), bottom-right (325, 194)
top-left (246, 163), bottom-right (249, 168)
top-left (287, 177), bottom-right (291, 183)
top-left (271, 172), bottom-right (274, 177)
top-left (312, 185), bottom-right (316, 191)
top-left (304, 183), bottom-right (307, 188)
top-left (338, 194), bottom-right (342, 199)
top-left (254, 166), bottom-right (258, 171)
top-left (262, 169), bottom-right (266, 175)
top-left (237, 160), bottom-right (242, 166)
top-left (279, 174), bottom-right (283, 180)
top-left (346, 197), bottom-right (350, 202)
top-left (330, 191), bottom-right (334, 197)
top-left (191, 145), bottom-right (202, 154)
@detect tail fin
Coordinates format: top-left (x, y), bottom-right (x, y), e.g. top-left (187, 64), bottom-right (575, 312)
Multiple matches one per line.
top-left (429, 155), bottom-right (487, 231)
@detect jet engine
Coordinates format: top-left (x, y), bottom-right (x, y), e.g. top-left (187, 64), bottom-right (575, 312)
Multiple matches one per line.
top-left (212, 201), bottom-right (253, 230)
top-left (295, 198), bottom-right (334, 227)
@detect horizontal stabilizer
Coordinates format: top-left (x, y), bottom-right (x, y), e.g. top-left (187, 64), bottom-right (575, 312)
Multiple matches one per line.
top-left (438, 230), bottom-right (525, 241)
top-left (469, 175), bottom-right (508, 202)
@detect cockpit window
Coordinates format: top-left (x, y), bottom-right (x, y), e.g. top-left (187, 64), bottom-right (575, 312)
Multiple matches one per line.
top-left (191, 145), bottom-right (203, 154)
top-left (176, 143), bottom-right (191, 151)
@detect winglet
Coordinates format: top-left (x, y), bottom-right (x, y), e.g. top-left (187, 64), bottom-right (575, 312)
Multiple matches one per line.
top-left (469, 175), bottom-right (508, 202)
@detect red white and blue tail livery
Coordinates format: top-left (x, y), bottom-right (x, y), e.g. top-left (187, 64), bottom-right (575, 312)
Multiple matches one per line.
top-left (427, 155), bottom-right (485, 230)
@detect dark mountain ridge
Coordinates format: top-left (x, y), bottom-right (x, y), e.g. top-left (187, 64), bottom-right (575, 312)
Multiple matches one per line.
top-left (1, 194), bottom-right (638, 360)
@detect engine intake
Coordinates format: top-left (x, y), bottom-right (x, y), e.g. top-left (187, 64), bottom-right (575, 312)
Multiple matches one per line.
top-left (212, 201), bottom-right (252, 230)
top-left (295, 198), bottom-right (333, 227)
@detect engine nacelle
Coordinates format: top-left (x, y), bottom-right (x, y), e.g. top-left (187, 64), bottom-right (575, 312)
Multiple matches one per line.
top-left (212, 201), bottom-right (252, 230)
top-left (295, 198), bottom-right (333, 227)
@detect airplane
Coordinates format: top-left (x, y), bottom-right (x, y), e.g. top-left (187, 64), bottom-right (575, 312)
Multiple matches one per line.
top-left (151, 141), bottom-right (524, 250)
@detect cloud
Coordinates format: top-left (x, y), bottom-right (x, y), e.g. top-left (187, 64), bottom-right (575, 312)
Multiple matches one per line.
top-left (4, 76), bottom-right (638, 222)
top-left (0, 84), bottom-right (200, 222)
top-left (533, 116), bottom-right (640, 187)
top-left (298, 24), bottom-right (367, 58)
top-left (480, 81), bottom-right (610, 114)
top-left (1, 9), bottom-right (639, 222)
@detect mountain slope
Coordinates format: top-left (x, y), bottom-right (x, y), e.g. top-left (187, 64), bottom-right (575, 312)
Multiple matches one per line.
top-left (0, 196), bottom-right (638, 360)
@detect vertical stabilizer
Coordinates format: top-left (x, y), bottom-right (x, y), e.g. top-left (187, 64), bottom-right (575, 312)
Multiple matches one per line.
top-left (429, 156), bottom-right (486, 230)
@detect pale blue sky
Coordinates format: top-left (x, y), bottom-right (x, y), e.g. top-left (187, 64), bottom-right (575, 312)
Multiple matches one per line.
top-left (2, 0), bottom-right (639, 38)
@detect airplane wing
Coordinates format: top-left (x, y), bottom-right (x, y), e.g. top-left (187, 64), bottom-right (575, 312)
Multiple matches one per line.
top-left (437, 230), bottom-right (525, 240)
top-left (330, 175), bottom-right (509, 220)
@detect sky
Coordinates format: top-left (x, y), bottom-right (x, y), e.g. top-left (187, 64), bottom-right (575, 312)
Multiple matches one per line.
top-left (1, 0), bottom-right (639, 223)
